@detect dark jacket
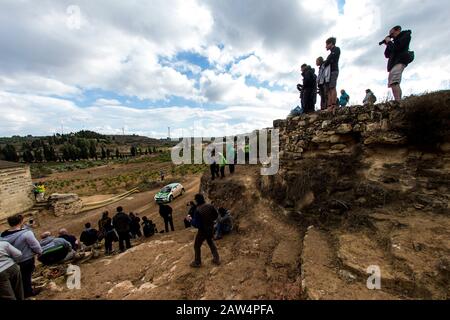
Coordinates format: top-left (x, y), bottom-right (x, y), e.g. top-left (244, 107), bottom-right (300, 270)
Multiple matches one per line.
top-left (384, 30), bottom-right (412, 72)
top-left (302, 66), bottom-right (317, 89)
top-left (324, 46), bottom-right (341, 72)
top-left (130, 216), bottom-right (141, 232)
top-left (59, 234), bottom-right (77, 250)
top-left (159, 205), bottom-right (173, 220)
top-left (113, 212), bottom-right (131, 233)
top-left (80, 228), bottom-right (98, 246)
top-left (196, 203), bottom-right (218, 235)
top-left (98, 217), bottom-right (110, 233)
top-left (301, 66), bottom-right (317, 112)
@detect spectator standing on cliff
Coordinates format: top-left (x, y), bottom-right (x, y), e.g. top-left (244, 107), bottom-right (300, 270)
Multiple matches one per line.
top-left (363, 89), bottom-right (377, 106)
top-left (300, 64), bottom-right (317, 114)
top-left (209, 149), bottom-right (219, 181)
top-left (113, 207), bottom-right (132, 252)
top-left (0, 238), bottom-right (24, 300)
top-left (190, 194), bottom-right (220, 268)
top-left (159, 203), bottom-right (175, 233)
top-left (316, 57), bottom-right (329, 110)
top-left (382, 26), bottom-right (414, 102)
top-left (218, 152), bottom-right (228, 179)
top-left (323, 37), bottom-right (341, 111)
top-left (101, 216), bottom-right (117, 255)
top-left (339, 90), bottom-right (350, 107)
top-left (1, 214), bottom-right (42, 298)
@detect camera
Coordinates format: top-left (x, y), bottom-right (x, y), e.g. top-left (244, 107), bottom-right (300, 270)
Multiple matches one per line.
top-left (379, 36), bottom-right (392, 46)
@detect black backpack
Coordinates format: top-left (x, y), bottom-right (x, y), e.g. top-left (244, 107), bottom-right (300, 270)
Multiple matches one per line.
top-left (407, 51), bottom-right (415, 64)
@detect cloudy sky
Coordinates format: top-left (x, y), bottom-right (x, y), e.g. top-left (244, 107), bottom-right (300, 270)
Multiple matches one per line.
top-left (1, 0), bottom-right (449, 138)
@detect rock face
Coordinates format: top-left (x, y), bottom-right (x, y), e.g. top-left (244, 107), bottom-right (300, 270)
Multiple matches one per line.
top-left (261, 94), bottom-right (450, 216)
top-left (261, 92), bottom-right (450, 299)
top-left (48, 194), bottom-right (83, 217)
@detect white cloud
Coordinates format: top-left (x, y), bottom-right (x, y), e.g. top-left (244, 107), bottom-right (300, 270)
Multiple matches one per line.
top-left (0, 0), bottom-right (449, 138)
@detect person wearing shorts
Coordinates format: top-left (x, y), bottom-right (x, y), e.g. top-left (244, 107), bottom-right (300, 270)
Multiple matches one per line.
top-left (383, 25), bottom-right (413, 101)
top-left (323, 37), bottom-right (341, 111)
top-left (388, 63), bottom-right (406, 89)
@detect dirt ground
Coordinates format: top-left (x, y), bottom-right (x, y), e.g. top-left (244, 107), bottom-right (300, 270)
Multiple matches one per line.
top-left (33, 174), bottom-right (202, 239)
top-left (13, 162), bottom-right (449, 300)
top-left (35, 166), bottom-right (303, 300)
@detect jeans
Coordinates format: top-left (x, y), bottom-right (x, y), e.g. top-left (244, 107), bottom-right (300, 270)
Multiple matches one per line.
top-left (164, 217), bottom-right (175, 232)
top-left (194, 230), bottom-right (220, 265)
top-left (18, 258), bottom-right (35, 298)
top-left (118, 232), bottom-right (131, 252)
top-left (0, 264), bottom-right (24, 300)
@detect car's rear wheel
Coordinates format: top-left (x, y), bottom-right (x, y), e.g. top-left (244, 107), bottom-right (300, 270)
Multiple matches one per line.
top-left (181, 188), bottom-right (185, 196)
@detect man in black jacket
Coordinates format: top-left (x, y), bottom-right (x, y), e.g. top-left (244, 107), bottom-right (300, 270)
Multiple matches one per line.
top-left (383, 26), bottom-right (412, 101)
top-left (300, 64), bottom-right (317, 114)
top-left (112, 207), bottom-right (132, 252)
top-left (159, 204), bottom-right (175, 233)
top-left (323, 37), bottom-right (341, 110)
top-left (190, 194), bottom-right (220, 268)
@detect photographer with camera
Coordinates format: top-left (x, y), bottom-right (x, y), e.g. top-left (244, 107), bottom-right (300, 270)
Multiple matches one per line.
top-left (381, 26), bottom-right (414, 102)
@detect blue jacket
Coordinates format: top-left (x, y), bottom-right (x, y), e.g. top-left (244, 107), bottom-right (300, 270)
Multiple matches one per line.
top-left (339, 92), bottom-right (350, 107)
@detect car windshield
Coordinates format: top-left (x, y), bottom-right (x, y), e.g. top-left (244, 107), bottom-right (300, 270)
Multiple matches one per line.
top-left (161, 187), bottom-right (172, 193)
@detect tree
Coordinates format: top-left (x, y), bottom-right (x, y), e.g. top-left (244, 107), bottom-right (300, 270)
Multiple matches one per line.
top-left (101, 147), bottom-right (106, 160)
top-left (43, 144), bottom-right (57, 162)
top-left (34, 149), bottom-right (43, 162)
top-left (31, 140), bottom-right (42, 149)
top-left (89, 140), bottom-right (97, 159)
top-left (130, 146), bottom-right (137, 157)
top-left (2, 144), bottom-right (19, 162)
top-left (115, 148), bottom-right (120, 159)
top-left (106, 149), bottom-right (111, 160)
top-left (22, 150), bottom-right (34, 163)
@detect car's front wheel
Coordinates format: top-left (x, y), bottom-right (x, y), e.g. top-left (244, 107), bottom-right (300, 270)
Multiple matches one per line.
top-left (169, 195), bottom-right (173, 202)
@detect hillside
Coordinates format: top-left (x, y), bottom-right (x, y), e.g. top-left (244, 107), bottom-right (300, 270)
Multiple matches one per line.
top-left (22, 91), bottom-right (450, 300)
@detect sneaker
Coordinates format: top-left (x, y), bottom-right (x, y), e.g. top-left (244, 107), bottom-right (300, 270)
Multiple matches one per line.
top-left (190, 261), bottom-right (202, 268)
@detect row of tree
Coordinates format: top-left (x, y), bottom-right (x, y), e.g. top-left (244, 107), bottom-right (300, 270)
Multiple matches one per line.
top-left (0, 142), bottom-right (161, 163)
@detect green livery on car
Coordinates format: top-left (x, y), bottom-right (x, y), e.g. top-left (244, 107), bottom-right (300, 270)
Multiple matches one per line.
top-left (154, 183), bottom-right (185, 203)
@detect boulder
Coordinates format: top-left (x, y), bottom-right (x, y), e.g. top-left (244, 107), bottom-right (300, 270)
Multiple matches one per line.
top-left (48, 193), bottom-right (83, 217)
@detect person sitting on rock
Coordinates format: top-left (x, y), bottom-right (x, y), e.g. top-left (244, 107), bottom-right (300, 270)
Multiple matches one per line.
top-left (214, 208), bottom-right (233, 240)
top-left (58, 229), bottom-right (79, 251)
top-left (38, 232), bottom-right (75, 265)
top-left (129, 212), bottom-right (142, 239)
top-left (363, 89), bottom-right (377, 106)
top-left (79, 223), bottom-right (99, 249)
top-left (142, 217), bottom-right (157, 238)
top-left (184, 201), bottom-right (197, 228)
